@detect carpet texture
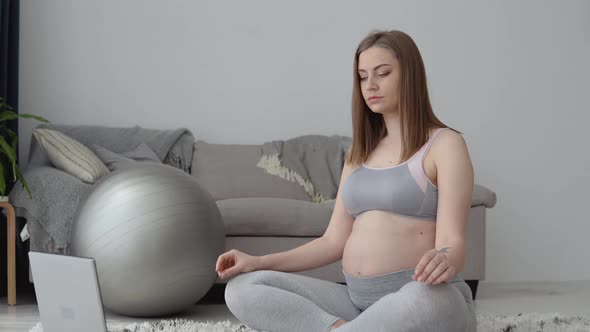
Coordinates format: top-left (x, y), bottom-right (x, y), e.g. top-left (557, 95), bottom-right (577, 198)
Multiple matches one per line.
top-left (30, 312), bottom-right (590, 331)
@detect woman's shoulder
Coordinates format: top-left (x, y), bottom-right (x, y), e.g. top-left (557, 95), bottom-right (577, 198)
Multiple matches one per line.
top-left (430, 127), bottom-right (469, 159)
top-left (432, 127), bottom-right (464, 143)
top-left (429, 126), bottom-right (458, 137)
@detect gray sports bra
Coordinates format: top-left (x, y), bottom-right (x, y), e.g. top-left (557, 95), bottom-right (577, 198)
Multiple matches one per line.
top-left (341, 128), bottom-right (448, 221)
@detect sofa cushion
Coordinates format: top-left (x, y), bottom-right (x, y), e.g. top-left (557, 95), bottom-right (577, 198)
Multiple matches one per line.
top-left (218, 185), bottom-right (496, 237)
top-left (32, 128), bottom-right (110, 183)
top-left (191, 141), bottom-right (311, 201)
top-left (217, 197), bottom-right (332, 237)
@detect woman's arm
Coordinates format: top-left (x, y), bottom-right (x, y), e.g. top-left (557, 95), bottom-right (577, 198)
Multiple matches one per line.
top-left (413, 130), bottom-right (474, 284)
top-left (258, 236), bottom-right (343, 272)
top-left (432, 130), bottom-right (474, 274)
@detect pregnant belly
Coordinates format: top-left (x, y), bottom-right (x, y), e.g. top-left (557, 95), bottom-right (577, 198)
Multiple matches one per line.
top-left (341, 211), bottom-right (437, 277)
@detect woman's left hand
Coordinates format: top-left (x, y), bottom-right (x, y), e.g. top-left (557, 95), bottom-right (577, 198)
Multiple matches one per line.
top-left (412, 248), bottom-right (456, 285)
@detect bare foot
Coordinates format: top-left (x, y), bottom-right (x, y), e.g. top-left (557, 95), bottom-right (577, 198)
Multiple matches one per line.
top-left (330, 319), bottom-right (347, 331)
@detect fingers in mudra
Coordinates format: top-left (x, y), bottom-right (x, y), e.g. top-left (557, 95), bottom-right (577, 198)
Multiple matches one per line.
top-left (425, 262), bottom-right (450, 285)
top-left (414, 249), bottom-right (449, 283)
top-left (433, 266), bottom-right (456, 285)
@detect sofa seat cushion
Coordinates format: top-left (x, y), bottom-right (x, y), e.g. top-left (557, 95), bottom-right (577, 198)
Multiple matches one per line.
top-left (218, 184), bottom-right (496, 237)
top-left (217, 197), bottom-right (332, 237)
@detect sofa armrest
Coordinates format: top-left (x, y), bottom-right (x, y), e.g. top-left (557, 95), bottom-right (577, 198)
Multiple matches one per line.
top-left (472, 184), bottom-right (496, 208)
top-left (8, 165), bottom-right (93, 248)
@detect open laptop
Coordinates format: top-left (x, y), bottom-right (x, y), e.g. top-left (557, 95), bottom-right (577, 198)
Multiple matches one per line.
top-left (29, 251), bottom-right (108, 332)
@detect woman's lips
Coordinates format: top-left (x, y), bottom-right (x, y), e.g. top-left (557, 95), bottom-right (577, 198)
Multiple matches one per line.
top-left (368, 97), bottom-right (383, 103)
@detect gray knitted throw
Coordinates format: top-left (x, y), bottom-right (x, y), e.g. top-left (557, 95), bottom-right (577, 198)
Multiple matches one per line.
top-left (257, 134), bottom-right (352, 203)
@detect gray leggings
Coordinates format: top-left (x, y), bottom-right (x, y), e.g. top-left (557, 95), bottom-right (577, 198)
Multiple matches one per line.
top-left (224, 268), bottom-right (476, 332)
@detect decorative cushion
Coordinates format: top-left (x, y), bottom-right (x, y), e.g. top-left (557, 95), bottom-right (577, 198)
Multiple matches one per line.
top-left (93, 142), bottom-right (161, 171)
top-left (191, 141), bottom-right (311, 201)
top-left (32, 128), bottom-right (110, 183)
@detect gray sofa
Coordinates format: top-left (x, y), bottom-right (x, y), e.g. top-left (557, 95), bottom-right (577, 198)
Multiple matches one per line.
top-left (191, 140), bottom-right (497, 299)
top-left (10, 126), bottom-right (496, 302)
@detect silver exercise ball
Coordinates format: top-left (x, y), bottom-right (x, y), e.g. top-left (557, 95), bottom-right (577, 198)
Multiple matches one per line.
top-left (70, 163), bottom-right (225, 317)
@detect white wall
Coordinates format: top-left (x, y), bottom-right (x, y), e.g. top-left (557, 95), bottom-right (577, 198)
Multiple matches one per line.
top-left (18, 0), bottom-right (590, 282)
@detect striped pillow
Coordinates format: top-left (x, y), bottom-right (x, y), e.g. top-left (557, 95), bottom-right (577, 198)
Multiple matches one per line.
top-left (33, 128), bottom-right (110, 183)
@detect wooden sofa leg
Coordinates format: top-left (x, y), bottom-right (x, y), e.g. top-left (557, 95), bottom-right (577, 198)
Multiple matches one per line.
top-left (465, 280), bottom-right (479, 300)
top-left (0, 202), bottom-right (16, 305)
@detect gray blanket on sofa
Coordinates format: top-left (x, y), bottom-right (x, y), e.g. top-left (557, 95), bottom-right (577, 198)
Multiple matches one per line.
top-left (8, 124), bottom-right (195, 254)
top-left (258, 135), bottom-right (352, 203)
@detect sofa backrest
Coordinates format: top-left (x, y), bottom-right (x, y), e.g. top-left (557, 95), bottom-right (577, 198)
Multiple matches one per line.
top-left (27, 124), bottom-right (194, 173)
top-left (191, 141), bottom-right (312, 201)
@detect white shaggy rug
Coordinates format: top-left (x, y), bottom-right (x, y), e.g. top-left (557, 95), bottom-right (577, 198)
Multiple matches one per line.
top-left (30, 312), bottom-right (590, 332)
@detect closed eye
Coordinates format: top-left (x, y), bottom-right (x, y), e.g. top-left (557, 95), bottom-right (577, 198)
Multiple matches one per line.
top-left (359, 72), bottom-right (390, 81)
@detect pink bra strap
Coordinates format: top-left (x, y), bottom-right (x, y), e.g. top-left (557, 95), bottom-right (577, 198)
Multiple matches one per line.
top-left (408, 128), bottom-right (449, 192)
top-left (419, 128), bottom-right (448, 162)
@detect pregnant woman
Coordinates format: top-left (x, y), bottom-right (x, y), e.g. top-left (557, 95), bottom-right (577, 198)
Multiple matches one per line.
top-left (216, 29), bottom-right (476, 332)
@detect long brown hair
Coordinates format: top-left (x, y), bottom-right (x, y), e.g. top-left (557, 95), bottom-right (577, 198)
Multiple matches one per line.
top-left (345, 30), bottom-right (457, 166)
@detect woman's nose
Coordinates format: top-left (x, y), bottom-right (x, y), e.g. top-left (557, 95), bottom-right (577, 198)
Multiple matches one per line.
top-left (367, 78), bottom-right (378, 90)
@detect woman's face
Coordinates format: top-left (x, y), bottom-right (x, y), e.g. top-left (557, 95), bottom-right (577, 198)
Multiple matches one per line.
top-left (357, 46), bottom-right (401, 114)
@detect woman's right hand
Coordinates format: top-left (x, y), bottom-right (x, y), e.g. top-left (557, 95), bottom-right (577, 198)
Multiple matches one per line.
top-left (215, 249), bottom-right (262, 280)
